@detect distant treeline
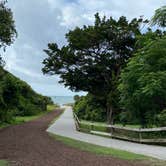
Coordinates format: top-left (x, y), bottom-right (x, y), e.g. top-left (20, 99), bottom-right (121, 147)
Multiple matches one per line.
top-left (0, 67), bottom-right (53, 123)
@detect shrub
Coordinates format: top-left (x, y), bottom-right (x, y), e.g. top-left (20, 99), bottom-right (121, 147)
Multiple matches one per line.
top-left (0, 68), bottom-right (53, 123)
top-left (74, 96), bottom-right (87, 119)
top-left (0, 109), bottom-right (15, 123)
top-left (156, 109), bottom-right (166, 127)
top-left (119, 37), bottom-right (166, 127)
top-left (74, 94), bottom-right (106, 122)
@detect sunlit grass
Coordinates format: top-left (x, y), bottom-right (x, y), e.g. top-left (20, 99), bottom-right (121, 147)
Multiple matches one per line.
top-left (14, 104), bottom-right (58, 124)
top-left (81, 120), bottom-right (141, 129)
top-left (47, 104), bottom-right (59, 112)
top-left (50, 133), bottom-right (149, 160)
top-left (115, 123), bottom-right (141, 129)
top-left (0, 104), bottom-right (58, 129)
top-left (0, 160), bottom-right (8, 166)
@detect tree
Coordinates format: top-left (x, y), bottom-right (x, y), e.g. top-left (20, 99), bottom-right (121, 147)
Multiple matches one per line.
top-left (74, 94), bottom-right (107, 122)
top-left (42, 13), bottom-right (148, 124)
top-left (0, 0), bottom-right (17, 65)
top-left (119, 37), bottom-right (166, 127)
top-left (151, 6), bottom-right (166, 28)
top-left (0, 67), bottom-right (53, 123)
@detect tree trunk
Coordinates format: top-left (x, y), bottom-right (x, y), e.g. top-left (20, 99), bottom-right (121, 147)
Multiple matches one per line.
top-left (107, 105), bottom-right (114, 125)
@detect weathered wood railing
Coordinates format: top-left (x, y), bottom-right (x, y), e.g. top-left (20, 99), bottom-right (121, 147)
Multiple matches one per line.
top-left (73, 112), bottom-right (80, 131)
top-left (73, 113), bottom-right (166, 145)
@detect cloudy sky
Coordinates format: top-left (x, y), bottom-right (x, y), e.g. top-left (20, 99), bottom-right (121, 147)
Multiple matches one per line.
top-left (3, 0), bottom-right (166, 96)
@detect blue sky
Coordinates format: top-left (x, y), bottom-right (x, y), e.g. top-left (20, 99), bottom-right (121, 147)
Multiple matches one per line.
top-left (3, 0), bottom-right (166, 96)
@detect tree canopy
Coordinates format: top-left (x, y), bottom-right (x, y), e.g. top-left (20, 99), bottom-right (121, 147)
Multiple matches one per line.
top-left (42, 14), bottom-right (148, 123)
top-left (119, 37), bottom-right (166, 127)
top-left (0, 0), bottom-right (17, 65)
top-left (151, 6), bottom-right (166, 28)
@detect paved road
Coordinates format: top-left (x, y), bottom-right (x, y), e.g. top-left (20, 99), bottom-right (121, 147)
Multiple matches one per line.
top-left (47, 106), bottom-right (166, 160)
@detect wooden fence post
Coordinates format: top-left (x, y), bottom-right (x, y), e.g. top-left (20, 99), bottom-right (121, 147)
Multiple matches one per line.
top-left (139, 129), bottom-right (142, 142)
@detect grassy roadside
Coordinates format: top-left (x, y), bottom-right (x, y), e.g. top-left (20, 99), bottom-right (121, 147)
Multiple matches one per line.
top-left (81, 120), bottom-right (141, 129)
top-left (15, 104), bottom-right (58, 124)
top-left (81, 120), bottom-right (159, 129)
top-left (0, 104), bottom-right (58, 129)
top-left (50, 134), bottom-right (166, 166)
top-left (50, 133), bottom-right (147, 160)
top-left (0, 160), bottom-right (8, 166)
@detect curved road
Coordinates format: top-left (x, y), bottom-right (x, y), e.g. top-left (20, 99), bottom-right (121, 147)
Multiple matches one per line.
top-left (0, 109), bottom-right (143, 166)
top-left (48, 106), bottom-right (166, 160)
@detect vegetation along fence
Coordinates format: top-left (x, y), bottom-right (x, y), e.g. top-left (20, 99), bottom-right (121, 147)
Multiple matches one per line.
top-left (73, 113), bottom-right (166, 145)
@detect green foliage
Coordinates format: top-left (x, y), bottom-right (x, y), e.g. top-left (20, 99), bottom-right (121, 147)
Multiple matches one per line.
top-left (74, 96), bottom-right (87, 119)
top-left (0, 0), bottom-right (17, 65)
top-left (47, 104), bottom-right (59, 112)
top-left (156, 109), bottom-right (166, 126)
top-left (0, 67), bottom-right (53, 123)
top-left (43, 14), bottom-right (145, 95)
top-left (43, 13), bottom-right (148, 123)
top-left (0, 104), bottom-right (57, 128)
top-left (135, 29), bottom-right (164, 49)
top-left (119, 37), bottom-right (166, 127)
top-left (74, 94), bottom-right (106, 122)
top-left (0, 160), bottom-right (8, 166)
top-left (118, 111), bottom-right (131, 126)
top-left (43, 9), bottom-right (166, 127)
top-left (0, 108), bottom-right (15, 123)
top-left (151, 6), bottom-right (166, 28)
top-left (51, 134), bottom-right (148, 161)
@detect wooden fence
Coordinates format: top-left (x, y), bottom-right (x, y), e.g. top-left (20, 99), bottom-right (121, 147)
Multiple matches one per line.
top-left (73, 113), bottom-right (166, 145)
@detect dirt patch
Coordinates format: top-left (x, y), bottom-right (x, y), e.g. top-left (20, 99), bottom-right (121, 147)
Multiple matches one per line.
top-left (0, 110), bottom-right (145, 166)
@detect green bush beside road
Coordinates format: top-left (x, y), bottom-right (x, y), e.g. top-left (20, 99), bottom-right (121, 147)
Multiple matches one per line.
top-left (0, 67), bottom-right (54, 126)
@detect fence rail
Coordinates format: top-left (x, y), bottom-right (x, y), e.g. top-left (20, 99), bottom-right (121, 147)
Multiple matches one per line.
top-left (73, 113), bottom-right (166, 145)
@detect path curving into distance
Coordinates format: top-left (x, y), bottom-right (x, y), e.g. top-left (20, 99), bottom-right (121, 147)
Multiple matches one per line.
top-left (47, 106), bottom-right (166, 160)
top-left (0, 109), bottom-right (143, 166)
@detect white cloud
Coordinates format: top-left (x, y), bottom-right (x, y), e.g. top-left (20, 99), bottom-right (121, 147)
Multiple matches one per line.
top-left (46, 0), bottom-right (166, 28)
top-left (4, 0), bottom-right (166, 96)
top-left (3, 49), bottom-right (18, 71)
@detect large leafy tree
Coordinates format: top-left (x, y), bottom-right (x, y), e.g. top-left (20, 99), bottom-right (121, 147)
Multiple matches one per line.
top-left (0, 0), bottom-right (17, 66)
top-left (42, 13), bottom-right (147, 123)
top-left (151, 6), bottom-right (166, 28)
top-left (119, 37), bottom-right (166, 127)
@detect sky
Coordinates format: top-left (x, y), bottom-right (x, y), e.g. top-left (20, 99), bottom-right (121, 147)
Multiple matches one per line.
top-left (3, 0), bottom-right (166, 96)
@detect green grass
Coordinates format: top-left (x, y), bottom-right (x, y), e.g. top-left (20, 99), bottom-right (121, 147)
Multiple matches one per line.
top-left (0, 123), bottom-right (11, 129)
top-left (0, 104), bottom-right (58, 129)
top-left (47, 104), bottom-right (59, 112)
top-left (81, 120), bottom-right (141, 129)
top-left (80, 120), bottom-right (135, 133)
top-left (81, 120), bottom-right (160, 129)
top-left (80, 120), bottom-right (108, 133)
top-left (80, 122), bottom-right (107, 132)
top-left (14, 113), bottom-right (46, 124)
top-left (0, 160), bottom-right (8, 166)
top-left (50, 134), bottom-right (166, 165)
top-left (50, 133), bottom-right (148, 160)
top-left (81, 120), bottom-right (106, 126)
top-left (115, 123), bottom-right (141, 129)
top-left (14, 104), bottom-right (58, 125)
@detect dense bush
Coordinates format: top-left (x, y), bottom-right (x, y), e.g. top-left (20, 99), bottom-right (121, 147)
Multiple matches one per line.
top-left (119, 37), bottom-right (166, 127)
top-left (74, 38), bottom-right (166, 127)
top-left (74, 94), bottom-right (107, 122)
top-left (0, 67), bottom-right (53, 123)
top-left (156, 109), bottom-right (166, 127)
